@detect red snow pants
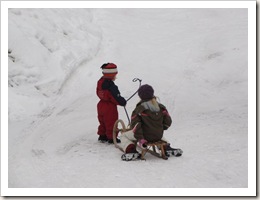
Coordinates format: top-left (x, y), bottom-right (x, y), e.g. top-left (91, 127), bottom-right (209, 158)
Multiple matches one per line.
top-left (97, 100), bottom-right (118, 140)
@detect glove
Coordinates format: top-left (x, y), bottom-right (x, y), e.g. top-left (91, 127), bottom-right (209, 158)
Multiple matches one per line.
top-left (138, 139), bottom-right (148, 149)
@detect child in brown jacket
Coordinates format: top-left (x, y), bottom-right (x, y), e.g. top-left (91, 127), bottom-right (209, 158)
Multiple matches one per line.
top-left (120, 84), bottom-right (183, 161)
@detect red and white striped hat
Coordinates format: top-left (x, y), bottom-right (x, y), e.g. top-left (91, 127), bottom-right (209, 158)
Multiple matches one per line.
top-left (101, 63), bottom-right (118, 78)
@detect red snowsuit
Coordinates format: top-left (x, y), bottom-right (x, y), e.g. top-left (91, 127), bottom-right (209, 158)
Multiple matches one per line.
top-left (96, 77), bottom-right (126, 140)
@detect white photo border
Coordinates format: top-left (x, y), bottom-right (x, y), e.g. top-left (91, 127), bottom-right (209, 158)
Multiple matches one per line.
top-left (1, 0), bottom-right (256, 197)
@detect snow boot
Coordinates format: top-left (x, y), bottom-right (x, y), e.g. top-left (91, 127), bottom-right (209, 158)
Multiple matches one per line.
top-left (165, 144), bottom-right (183, 157)
top-left (107, 138), bottom-right (121, 144)
top-left (121, 144), bottom-right (141, 161)
top-left (121, 152), bottom-right (141, 161)
top-left (98, 135), bottom-right (108, 143)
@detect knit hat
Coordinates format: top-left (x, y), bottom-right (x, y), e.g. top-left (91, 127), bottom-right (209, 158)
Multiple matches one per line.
top-left (101, 63), bottom-right (118, 78)
top-left (138, 84), bottom-right (154, 101)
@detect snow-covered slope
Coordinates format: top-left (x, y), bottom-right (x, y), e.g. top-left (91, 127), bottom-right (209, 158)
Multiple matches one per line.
top-left (7, 7), bottom-right (249, 192)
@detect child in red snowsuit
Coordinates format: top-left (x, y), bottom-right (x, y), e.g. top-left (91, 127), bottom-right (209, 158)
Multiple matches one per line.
top-left (96, 63), bottom-right (126, 143)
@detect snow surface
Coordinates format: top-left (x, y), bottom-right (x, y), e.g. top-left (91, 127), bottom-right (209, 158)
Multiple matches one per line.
top-left (7, 7), bottom-right (249, 193)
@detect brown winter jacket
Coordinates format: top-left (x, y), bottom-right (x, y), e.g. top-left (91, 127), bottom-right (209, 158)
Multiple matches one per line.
top-left (130, 100), bottom-right (172, 142)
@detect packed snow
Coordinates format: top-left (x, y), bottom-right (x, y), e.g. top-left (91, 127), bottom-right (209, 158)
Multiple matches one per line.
top-left (5, 6), bottom-right (253, 196)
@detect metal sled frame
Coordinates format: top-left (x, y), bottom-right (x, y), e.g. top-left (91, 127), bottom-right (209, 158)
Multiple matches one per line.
top-left (113, 119), bottom-right (168, 160)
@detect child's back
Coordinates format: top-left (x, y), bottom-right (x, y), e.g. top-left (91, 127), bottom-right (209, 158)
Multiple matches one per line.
top-left (96, 63), bottom-right (126, 143)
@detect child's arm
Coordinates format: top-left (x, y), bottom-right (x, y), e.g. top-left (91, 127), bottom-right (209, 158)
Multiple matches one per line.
top-left (101, 79), bottom-right (126, 106)
top-left (108, 84), bottom-right (127, 106)
top-left (160, 104), bottom-right (172, 130)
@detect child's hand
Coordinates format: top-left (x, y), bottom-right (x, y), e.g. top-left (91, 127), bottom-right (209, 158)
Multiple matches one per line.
top-left (138, 139), bottom-right (148, 149)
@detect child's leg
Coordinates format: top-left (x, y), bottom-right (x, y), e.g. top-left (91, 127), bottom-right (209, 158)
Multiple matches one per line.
top-left (97, 115), bottom-right (106, 135)
top-left (104, 105), bottom-right (118, 140)
top-left (97, 103), bottom-right (106, 136)
top-left (119, 130), bottom-right (136, 152)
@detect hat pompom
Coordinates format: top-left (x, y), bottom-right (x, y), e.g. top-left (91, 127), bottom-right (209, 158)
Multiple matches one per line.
top-left (138, 84), bottom-right (154, 101)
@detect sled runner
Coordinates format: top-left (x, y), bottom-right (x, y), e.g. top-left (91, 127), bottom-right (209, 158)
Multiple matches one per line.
top-left (113, 119), bottom-right (168, 160)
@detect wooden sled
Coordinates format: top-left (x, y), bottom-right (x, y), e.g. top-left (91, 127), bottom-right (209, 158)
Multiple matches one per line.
top-left (113, 119), bottom-right (168, 160)
top-left (140, 141), bottom-right (168, 160)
